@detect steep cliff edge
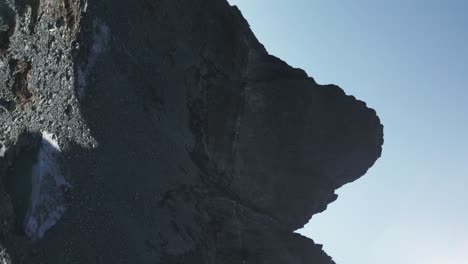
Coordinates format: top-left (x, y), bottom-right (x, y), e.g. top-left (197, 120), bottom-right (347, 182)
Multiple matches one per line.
top-left (0, 0), bottom-right (383, 263)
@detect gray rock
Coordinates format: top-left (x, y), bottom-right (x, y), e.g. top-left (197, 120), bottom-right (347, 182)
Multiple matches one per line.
top-left (0, 0), bottom-right (383, 263)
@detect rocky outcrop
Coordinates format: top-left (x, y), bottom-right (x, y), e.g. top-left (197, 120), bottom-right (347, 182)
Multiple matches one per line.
top-left (0, 0), bottom-right (383, 263)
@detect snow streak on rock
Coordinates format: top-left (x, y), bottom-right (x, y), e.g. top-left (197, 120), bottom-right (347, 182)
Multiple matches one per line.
top-left (24, 132), bottom-right (70, 240)
top-left (77, 19), bottom-right (110, 98)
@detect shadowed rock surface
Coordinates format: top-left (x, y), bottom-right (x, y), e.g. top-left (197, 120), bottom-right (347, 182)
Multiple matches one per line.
top-left (0, 0), bottom-right (383, 263)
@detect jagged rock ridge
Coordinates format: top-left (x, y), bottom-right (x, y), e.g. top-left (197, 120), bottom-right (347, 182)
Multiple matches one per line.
top-left (0, 0), bottom-right (383, 263)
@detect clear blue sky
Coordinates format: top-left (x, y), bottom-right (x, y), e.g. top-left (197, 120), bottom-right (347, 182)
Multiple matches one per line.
top-left (227, 1), bottom-right (468, 263)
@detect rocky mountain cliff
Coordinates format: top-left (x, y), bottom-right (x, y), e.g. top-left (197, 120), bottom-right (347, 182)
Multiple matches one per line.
top-left (0, 0), bottom-right (383, 263)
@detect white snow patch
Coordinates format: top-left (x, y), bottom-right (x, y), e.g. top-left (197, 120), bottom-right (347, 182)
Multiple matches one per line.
top-left (0, 247), bottom-right (11, 264)
top-left (77, 67), bottom-right (87, 98)
top-left (90, 21), bottom-right (110, 56)
top-left (77, 19), bottom-right (110, 98)
top-left (0, 145), bottom-right (6, 158)
top-left (24, 131), bottom-right (70, 240)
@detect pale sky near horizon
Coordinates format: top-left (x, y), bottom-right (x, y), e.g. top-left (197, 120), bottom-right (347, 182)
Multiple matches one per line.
top-left (227, 1), bottom-right (468, 263)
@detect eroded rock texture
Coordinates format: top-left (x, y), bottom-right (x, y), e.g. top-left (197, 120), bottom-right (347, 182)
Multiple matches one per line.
top-left (0, 0), bottom-right (383, 263)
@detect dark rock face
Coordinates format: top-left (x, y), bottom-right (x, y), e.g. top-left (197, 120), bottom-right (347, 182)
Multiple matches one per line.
top-left (0, 0), bottom-right (383, 263)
